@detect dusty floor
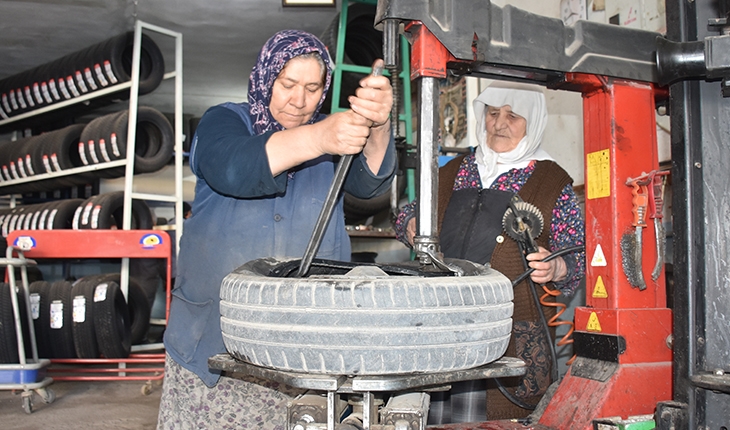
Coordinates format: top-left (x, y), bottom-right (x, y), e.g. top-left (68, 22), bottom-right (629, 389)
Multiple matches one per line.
top-left (0, 377), bottom-right (162, 429)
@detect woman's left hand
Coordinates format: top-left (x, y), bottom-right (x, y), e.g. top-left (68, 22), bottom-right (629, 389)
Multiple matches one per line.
top-left (526, 246), bottom-right (567, 285)
top-left (348, 68), bottom-right (393, 129)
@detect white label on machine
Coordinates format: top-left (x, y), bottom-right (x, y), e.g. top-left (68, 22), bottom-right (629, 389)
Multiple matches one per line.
top-left (94, 283), bottom-right (109, 302)
top-left (30, 293), bottom-right (40, 319)
top-left (73, 296), bottom-right (86, 323)
top-left (50, 301), bottom-right (64, 329)
top-left (591, 244), bottom-right (607, 267)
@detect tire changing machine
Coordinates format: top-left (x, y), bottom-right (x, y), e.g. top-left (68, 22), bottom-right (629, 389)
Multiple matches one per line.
top-left (210, 0), bottom-right (730, 428)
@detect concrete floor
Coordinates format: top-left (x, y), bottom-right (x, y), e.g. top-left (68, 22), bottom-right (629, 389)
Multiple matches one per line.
top-left (0, 377), bottom-right (162, 429)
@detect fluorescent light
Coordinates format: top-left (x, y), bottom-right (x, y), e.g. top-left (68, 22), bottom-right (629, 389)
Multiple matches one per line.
top-left (282, 0), bottom-right (335, 6)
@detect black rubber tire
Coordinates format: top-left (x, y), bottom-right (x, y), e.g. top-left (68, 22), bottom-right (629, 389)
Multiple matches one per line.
top-left (220, 257), bottom-right (513, 375)
top-left (29, 280), bottom-right (53, 358)
top-left (111, 107), bottom-right (174, 173)
top-left (47, 199), bottom-right (84, 230)
top-left (92, 280), bottom-right (131, 358)
top-left (319, 3), bottom-right (382, 114)
top-left (83, 191), bottom-right (153, 230)
top-left (88, 273), bottom-right (151, 345)
top-left (48, 280), bottom-right (77, 358)
top-left (0, 282), bottom-right (20, 363)
top-left (71, 278), bottom-right (99, 359)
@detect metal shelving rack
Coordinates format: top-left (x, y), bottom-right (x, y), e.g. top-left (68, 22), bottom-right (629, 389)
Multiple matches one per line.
top-left (0, 20), bottom-right (183, 383)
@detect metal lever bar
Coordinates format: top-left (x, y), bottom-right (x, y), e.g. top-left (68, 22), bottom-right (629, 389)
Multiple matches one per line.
top-left (297, 62), bottom-right (384, 277)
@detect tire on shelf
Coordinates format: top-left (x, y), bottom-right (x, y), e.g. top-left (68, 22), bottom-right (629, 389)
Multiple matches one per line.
top-left (111, 107), bottom-right (174, 174)
top-left (29, 280), bottom-right (53, 358)
top-left (47, 199), bottom-right (84, 230)
top-left (48, 280), bottom-right (77, 358)
top-left (105, 32), bottom-right (165, 96)
top-left (71, 278), bottom-right (99, 359)
top-left (319, 2), bottom-right (382, 114)
top-left (220, 257), bottom-right (514, 375)
top-left (88, 273), bottom-right (151, 345)
top-left (0, 282), bottom-right (20, 363)
top-left (83, 191), bottom-right (154, 230)
top-left (72, 195), bottom-right (100, 230)
top-left (92, 280), bottom-right (132, 358)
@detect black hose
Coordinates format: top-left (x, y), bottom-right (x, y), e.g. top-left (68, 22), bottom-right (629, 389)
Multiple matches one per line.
top-left (497, 244), bottom-right (585, 410)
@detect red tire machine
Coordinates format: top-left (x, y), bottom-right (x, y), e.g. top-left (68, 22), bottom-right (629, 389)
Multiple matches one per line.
top-left (376, 0), bottom-right (730, 428)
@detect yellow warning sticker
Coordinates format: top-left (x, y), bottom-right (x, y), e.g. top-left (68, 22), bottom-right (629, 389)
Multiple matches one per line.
top-left (586, 149), bottom-right (611, 199)
top-left (593, 276), bottom-right (608, 298)
top-left (587, 312), bottom-right (602, 332)
top-left (591, 244), bottom-right (607, 266)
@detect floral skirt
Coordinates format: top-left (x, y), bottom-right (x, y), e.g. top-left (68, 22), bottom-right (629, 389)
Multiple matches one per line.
top-left (157, 353), bottom-right (306, 429)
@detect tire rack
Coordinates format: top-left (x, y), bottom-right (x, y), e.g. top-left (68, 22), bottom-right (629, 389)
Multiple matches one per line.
top-left (0, 21), bottom-right (183, 383)
top-left (0, 20), bottom-right (185, 303)
top-left (6, 229), bottom-right (171, 382)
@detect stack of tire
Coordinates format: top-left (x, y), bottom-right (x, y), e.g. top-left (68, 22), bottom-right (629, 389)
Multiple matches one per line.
top-left (0, 106), bottom-right (174, 194)
top-left (0, 274), bottom-right (149, 362)
top-left (0, 192), bottom-right (154, 238)
top-left (0, 31), bottom-right (164, 124)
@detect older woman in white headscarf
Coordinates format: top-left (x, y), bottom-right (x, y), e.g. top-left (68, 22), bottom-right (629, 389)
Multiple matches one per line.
top-left (394, 81), bottom-right (585, 423)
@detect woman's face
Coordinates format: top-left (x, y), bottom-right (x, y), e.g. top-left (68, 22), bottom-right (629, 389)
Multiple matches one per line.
top-left (269, 56), bottom-right (325, 129)
top-left (485, 105), bottom-right (527, 153)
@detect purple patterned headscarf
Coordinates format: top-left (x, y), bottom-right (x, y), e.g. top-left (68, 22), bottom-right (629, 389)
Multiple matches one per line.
top-left (248, 30), bottom-right (334, 135)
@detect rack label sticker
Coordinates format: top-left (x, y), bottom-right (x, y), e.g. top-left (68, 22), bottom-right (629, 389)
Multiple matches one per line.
top-left (591, 244), bottom-right (607, 266)
top-left (587, 149), bottom-right (611, 199)
top-left (88, 141), bottom-right (99, 164)
top-left (99, 139), bottom-right (111, 162)
top-left (73, 296), bottom-right (86, 323)
top-left (593, 276), bottom-right (609, 298)
top-left (50, 301), bottom-right (64, 329)
top-left (95, 63), bottom-right (109, 87)
top-left (13, 236), bottom-right (36, 251)
top-left (94, 283), bottom-right (109, 302)
top-left (49, 79), bottom-right (61, 100)
top-left (78, 142), bottom-right (89, 165)
top-left (84, 68), bottom-right (98, 91)
top-left (30, 293), bottom-right (40, 319)
top-left (140, 233), bottom-right (163, 249)
top-left (587, 312), bottom-right (602, 332)
top-left (25, 154), bottom-right (35, 175)
top-left (104, 60), bottom-right (119, 84)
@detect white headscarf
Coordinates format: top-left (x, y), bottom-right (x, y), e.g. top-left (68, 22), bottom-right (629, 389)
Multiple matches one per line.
top-left (473, 81), bottom-right (553, 187)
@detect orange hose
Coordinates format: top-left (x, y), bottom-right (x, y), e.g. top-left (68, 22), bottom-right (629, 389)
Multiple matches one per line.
top-left (540, 284), bottom-right (576, 365)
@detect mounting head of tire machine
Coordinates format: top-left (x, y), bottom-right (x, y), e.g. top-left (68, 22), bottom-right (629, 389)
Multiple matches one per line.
top-left (376, 0), bottom-right (730, 428)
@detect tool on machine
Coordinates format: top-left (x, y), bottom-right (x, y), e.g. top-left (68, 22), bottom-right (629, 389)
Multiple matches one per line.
top-left (296, 61), bottom-right (385, 278)
top-left (649, 171), bottom-right (669, 281)
top-left (622, 175), bottom-right (650, 290)
top-left (501, 195), bottom-right (586, 408)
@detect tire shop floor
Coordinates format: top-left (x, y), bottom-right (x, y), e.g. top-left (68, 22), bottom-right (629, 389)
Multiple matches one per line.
top-left (0, 378), bottom-right (162, 429)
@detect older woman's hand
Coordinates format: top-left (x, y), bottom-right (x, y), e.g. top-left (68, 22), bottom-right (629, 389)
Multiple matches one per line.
top-left (526, 246), bottom-right (567, 285)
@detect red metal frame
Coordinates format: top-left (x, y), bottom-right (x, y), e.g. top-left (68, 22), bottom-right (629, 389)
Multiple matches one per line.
top-left (5, 229), bottom-right (172, 381)
top-left (404, 21), bottom-right (673, 427)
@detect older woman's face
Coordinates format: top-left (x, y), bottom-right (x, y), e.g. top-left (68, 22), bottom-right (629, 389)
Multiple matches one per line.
top-left (269, 56), bottom-right (325, 129)
top-left (485, 105), bottom-right (527, 153)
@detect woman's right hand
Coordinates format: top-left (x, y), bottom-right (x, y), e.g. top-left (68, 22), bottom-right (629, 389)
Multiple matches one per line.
top-left (316, 110), bottom-right (374, 156)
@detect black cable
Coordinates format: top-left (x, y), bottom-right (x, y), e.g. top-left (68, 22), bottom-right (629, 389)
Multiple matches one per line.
top-left (496, 244), bottom-right (585, 410)
top-left (511, 245), bottom-right (585, 287)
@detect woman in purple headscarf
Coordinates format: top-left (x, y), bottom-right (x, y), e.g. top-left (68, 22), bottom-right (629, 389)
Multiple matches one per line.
top-left (157, 30), bottom-right (395, 429)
